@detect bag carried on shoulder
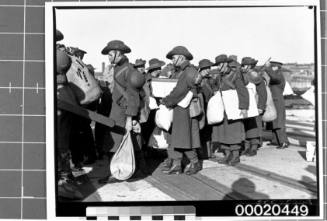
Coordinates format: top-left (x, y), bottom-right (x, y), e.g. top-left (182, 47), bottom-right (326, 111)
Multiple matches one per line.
top-left (206, 91), bottom-right (224, 124)
top-left (189, 96), bottom-right (203, 118)
top-left (178, 91), bottom-right (193, 108)
top-left (221, 83), bottom-right (259, 120)
top-left (262, 85), bottom-right (277, 122)
top-left (110, 132), bottom-right (135, 180)
top-left (66, 56), bottom-right (102, 105)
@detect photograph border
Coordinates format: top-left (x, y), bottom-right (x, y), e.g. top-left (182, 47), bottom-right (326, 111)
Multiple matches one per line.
top-left (45, 0), bottom-right (323, 219)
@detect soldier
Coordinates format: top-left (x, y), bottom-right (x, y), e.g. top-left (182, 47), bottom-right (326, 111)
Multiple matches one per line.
top-left (240, 57), bottom-right (267, 156)
top-left (211, 55), bottom-right (249, 166)
top-left (56, 48), bottom-right (83, 199)
top-left (134, 58), bottom-right (146, 75)
top-left (161, 46), bottom-right (202, 175)
top-left (98, 40), bottom-right (147, 183)
top-left (264, 61), bottom-right (290, 149)
top-left (68, 49), bottom-right (96, 169)
top-left (198, 59), bottom-right (215, 103)
top-left (142, 58), bottom-right (166, 149)
top-left (197, 59), bottom-right (215, 159)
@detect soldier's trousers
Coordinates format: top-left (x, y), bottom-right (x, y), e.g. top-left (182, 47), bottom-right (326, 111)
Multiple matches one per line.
top-left (57, 109), bottom-right (73, 177)
top-left (169, 147), bottom-right (199, 165)
top-left (272, 127), bottom-right (289, 145)
top-left (244, 138), bottom-right (260, 146)
top-left (220, 143), bottom-right (241, 151)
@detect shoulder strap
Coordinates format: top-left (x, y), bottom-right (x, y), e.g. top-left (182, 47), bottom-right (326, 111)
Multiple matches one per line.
top-left (114, 66), bottom-right (130, 99)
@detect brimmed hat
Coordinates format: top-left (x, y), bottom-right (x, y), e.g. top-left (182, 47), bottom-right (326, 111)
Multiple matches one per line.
top-left (56, 30), bottom-right (64, 42)
top-left (198, 59), bottom-right (214, 71)
top-left (147, 58), bottom-right (166, 71)
top-left (101, 40), bottom-right (131, 55)
top-left (213, 54), bottom-right (233, 65)
top-left (229, 55), bottom-right (238, 62)
top-left (251, 58), bottom-right (258, 67)
top-left (229, 60), bottom-right (241, 68)
top-left (67, 47), bottom-right (87, 56)
top-left (166, 46), bottom-right (193, 60)
top-left (134, 59), bottom-right (146, 68)
top-left (270, 61), bottom-right (283, 67)
top-left (241, 57), bottom-right (253, 66)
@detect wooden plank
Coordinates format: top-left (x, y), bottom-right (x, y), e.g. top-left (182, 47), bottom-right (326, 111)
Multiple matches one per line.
top-left (231, 163), bottom-right (318, 195)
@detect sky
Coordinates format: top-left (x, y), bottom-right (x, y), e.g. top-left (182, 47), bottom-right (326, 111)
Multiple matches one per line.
top-left (56, 6), bottom-right (315, 71)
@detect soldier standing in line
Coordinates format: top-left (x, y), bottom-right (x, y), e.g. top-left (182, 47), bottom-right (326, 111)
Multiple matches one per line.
top-left (197, 59), bottom-right (215, 159)
top-left (161, 46), bottom-right (202, 175)
top-left (264, 61), bottom-right (290, 149)
top-left (141, 58), bottom-right (167, 158)
top-left (240, 57), bottom-right (267, 156)
top-left (56, 30), bottom-right (83, 199)
top-left (68, 48), bottom-right (97, 168)
top-left (211, 56), bottom-right (249, 166)
top-left (98, 40), bottom-right (147, 183)
top-left (134, 58), bottom-right (146, 75)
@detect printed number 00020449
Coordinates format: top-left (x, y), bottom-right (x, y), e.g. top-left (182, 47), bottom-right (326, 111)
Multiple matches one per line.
top-left (235, 204), bottom-right (309, 216)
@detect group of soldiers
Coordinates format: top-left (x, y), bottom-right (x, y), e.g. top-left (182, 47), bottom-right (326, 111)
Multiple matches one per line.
top-left (55, 29), bottom-right (289, 199)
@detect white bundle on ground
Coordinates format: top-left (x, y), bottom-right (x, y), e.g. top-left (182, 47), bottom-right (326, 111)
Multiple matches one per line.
top-left (66, 56), bottom-right (102, 105)
top-left (110, 132), bottom-right (135, 180)
top-left (206, 91), bottom-right (224, 125)
top-left (155, 104), bottom-right (173, 131)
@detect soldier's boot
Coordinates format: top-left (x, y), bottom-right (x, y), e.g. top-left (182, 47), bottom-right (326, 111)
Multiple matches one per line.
top-left (162, 160), bottom-right (182, 175)
top-left (247, 144), bottom-right (258, 156)
top-left (228, 150), bottom-right (240, 166)
top-left (217, 149), bottom-right (232, 164)
top-left (241, 141), bottom-right (251, 156)
top-left (185, 161), bottom-right (202, 175)
top-left (161, 158), bottom-right (173, 171)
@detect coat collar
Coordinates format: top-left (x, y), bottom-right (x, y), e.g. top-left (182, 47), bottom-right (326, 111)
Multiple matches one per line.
top-left (179, 60), bottom-right (190, 71)
top-left (117, 55), bottom-right (129, 66)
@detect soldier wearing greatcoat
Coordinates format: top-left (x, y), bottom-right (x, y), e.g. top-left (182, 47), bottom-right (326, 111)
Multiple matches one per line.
top-left (98, 40), bottom-right (147, 183)
top-left (161, 46), bottom-right (202, 175)
top-left (264, 61), bottom-right (290, 149)
top-left (211, 55), bottom-right (249, 166)
top-left (240, 57), bottom-right (267, 156)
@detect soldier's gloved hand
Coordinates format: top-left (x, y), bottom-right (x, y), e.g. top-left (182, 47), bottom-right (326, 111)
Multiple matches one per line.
top-left (240, 109), bottom-right (248, 118)
top-left (132, 120), bottom-right (141, 133)
top-left (125, 116), bottom-right (133, 132)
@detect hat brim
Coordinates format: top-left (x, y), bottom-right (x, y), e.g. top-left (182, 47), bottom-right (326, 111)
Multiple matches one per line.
top-left (166, 51), bottom-right (193, 60)
top-left (134, 61), bottom-right (146, 68)
top-left (199, 63), bottom-right (214, 70)
top-left (241, 61), bottom-right (253, 66)
top-left (270, 61), bottom-right (283, 66)
top-left (101, 45), bottom-right (131, 55)
top-left (146, 61), bottom-right (165, 71)
top-left (213, 57), bottom-right (233, 65)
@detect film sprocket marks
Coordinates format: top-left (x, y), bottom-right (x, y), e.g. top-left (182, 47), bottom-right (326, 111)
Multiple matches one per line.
top-left (45, 0), bottom-right (323, 219)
